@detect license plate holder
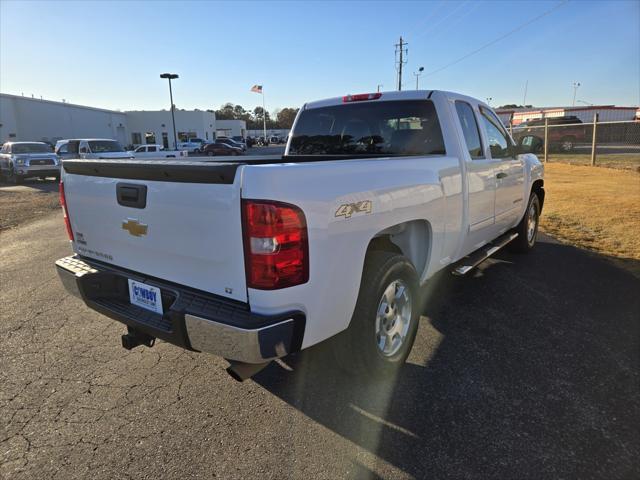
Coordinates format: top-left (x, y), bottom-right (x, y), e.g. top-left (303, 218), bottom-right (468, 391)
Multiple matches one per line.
top-left (128, 279), bottom-right (163, 315)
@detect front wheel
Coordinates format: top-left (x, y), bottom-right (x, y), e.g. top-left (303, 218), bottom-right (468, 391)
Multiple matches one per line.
top-left (332, 251), bottom-right (421, 377)
top-left (509, 192), bottom-right (540, 253)
top-left (7, 166), bottom-right (23, 185)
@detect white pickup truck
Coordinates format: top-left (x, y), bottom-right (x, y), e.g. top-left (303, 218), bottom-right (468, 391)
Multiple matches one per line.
top-left (129, 144), bottom-right (188, 159)
top-left (56, 90), bottom-right (544, 381)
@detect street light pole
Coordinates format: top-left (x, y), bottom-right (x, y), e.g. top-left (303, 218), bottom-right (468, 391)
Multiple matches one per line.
top-left (160, 73), bottom-right (179, 149)
top-left (414, 67), bottom-right (424, 90)
top-left (572, 81), bottom-right (581, 107)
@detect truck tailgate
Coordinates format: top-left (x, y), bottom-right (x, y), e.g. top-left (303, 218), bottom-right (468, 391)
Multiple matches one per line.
top-left (62, 160), bottom-right (248, 302)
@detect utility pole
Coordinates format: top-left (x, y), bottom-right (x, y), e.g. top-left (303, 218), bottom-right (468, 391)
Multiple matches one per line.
top-left (395, 36), bottom-right (408, 91)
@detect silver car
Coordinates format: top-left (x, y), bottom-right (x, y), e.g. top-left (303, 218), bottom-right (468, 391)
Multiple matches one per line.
top-left (0, 142), bottom-right (60, 184)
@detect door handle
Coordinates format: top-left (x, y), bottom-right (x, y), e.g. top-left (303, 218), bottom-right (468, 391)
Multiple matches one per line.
top-left (117, 183), bottom-right (147, 209)
top-left (496, 172), bottom-right (508, 179)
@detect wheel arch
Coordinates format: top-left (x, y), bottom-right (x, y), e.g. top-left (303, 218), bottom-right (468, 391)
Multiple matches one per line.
top-left (532, 179), bottom-right (545, 212)
top-left (365, 219), bottom-right (432, 283)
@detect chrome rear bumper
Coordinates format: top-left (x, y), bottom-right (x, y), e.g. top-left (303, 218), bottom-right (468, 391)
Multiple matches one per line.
top-left (56, 255), bottom-right (305, 363)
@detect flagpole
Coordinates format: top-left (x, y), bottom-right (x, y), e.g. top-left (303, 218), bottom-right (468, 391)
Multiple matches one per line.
top-left (262, 89), bottom-right (267, 143)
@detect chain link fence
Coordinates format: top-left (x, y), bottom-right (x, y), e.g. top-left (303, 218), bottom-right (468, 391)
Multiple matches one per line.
top-left (510, 118), bottom-right (640, 169)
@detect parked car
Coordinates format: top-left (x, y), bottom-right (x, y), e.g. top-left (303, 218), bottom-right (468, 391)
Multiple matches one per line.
top-left (129, 144), bottom-right (188, 159)
top-left (232, 136), bottom-right (247, 147)
top-left (55, 139), bottom-right (133, 160)
top-left (216, 137), bottom-right (246, 151)
top-left (177, 139), bottom-right (206, 153)
top-left (0, 141), bottom-right (60, 183)
top-left (55, 90), bottom-right (544, 382)
top-left (512, 116), bottom-right (587, 152)
top-left (202, 142), bottom-right (244, 156)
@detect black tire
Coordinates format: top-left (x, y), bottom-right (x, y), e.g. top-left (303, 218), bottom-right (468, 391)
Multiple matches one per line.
top-left (509, 192), bottom-right (541, 253)
top-left (332, 251), bottom-right (421, 377)
top-left (7, 165), bottom-right (22, 185)
top-left (559, 136), bottom-right (576, 152)
top-left (207, 151), bottom-right (214, 156)
top-left (194, 148), bottom-right (201, 154)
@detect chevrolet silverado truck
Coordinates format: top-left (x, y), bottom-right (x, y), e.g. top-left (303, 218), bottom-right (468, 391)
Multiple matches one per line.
top-left (129, 144), bottom-right (188, 159)
top-left (55, 90), bottom-right (544, 381)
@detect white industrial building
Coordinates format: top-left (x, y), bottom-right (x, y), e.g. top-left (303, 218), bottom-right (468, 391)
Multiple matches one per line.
top-left (216, 120), bottom-right (247, 139)
top-left (496, 105), bottom-right (639, 126)
top-left (0, 93), bottom-right (247, 148)
top-left (126, 109), bottom-right (216, 148)
top-left (0, 93), bottom-right (128, 146)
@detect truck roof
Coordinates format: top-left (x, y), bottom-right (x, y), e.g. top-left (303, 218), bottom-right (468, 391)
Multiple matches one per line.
top-left (303, 89), bottom-right (488, 110)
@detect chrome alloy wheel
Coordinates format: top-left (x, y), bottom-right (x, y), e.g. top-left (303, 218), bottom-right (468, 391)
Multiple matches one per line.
top-left (375, 279), bottom-right (412, 357)
top-left (527, 199), bottom-right (538, 245)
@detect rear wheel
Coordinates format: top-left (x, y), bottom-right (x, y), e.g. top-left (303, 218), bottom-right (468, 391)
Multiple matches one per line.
top-left (332, 251), bottom-right (420, 377)
top-left (509, 192), bottom-right (540, 253)
top-left (559, 136), bottom-right (576, 152)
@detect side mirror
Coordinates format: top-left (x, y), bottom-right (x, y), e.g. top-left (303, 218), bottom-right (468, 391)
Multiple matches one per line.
top-left (517, 135), bottom-right (544, 154)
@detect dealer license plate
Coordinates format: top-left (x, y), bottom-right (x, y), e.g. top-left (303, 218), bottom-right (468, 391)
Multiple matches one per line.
top-left (128, 279), bottom-right (163, 314)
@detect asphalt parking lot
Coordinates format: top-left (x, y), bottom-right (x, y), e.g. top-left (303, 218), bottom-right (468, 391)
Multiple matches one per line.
top-left (1, 205), bottom-right (638, 479)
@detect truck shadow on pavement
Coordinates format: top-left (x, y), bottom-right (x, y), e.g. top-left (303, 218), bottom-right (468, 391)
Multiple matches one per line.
top-left (254, 238), bottom-right (640, 479)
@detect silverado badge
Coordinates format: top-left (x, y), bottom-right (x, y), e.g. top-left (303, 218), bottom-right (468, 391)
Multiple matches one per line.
top-left (122, 219), bottom-right (148, 237)
top-left (335, 200), bottom-right (373, 218)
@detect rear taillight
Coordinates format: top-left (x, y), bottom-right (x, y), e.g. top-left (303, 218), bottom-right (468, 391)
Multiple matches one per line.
top-left (342, 92), bottom-right (382, 102)
top-left (242, 200), bottom-right (309, 290)
top-left (59, 181), bottom-right (74, 241)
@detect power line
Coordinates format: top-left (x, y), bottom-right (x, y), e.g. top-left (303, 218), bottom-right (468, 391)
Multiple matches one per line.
top-left (406, 0), bottom-right (448, 38)
top-left (414, 0), bottom-right (471, 40)
top-left (425, 0), bottom-right (570, 77)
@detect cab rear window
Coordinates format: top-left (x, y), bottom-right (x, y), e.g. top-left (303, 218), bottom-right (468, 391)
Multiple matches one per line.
top-left (289, 100), bottom-right (445, 156)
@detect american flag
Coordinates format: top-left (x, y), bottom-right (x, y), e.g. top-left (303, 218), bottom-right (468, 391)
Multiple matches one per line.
top-left (250, 85), bottom-right (263, 94)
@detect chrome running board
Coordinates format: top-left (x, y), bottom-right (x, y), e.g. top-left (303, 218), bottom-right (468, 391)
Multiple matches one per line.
top-left (451, 232), bottom-right (519, 276)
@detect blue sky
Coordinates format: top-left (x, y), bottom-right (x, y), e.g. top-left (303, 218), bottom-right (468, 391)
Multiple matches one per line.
top-left (1, 0), bottom-right (638, 113)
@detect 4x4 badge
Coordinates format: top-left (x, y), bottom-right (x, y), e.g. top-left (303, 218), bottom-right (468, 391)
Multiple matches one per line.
top-left (335, 200), bottom-right (372, 218)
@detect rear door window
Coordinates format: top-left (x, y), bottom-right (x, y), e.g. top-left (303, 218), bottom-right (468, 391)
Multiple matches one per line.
top-left (289, 100), bottom-right (445, 157)
top-left (455, 101), bottom-right (484, 159)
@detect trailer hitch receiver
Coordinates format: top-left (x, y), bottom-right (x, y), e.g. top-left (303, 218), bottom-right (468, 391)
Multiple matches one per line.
top-left (121, 327), bottom-right (156, 350)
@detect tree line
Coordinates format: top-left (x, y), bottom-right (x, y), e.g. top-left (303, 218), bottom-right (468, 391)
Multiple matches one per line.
top-left (211, 103), bottom-right (299, 130)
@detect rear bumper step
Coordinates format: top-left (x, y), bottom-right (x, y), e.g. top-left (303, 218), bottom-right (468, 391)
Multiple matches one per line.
top-left (451, 232), bottom-right (518, 276)
top-left (55, 255), bottom-right (305, 363)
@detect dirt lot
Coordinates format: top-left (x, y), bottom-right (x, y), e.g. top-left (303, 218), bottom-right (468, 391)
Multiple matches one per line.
top-left (0, 180), bottom-right (60, 231)
top-left (545, 153), bottom-right (640, 171)
top-left (539, 163), bottom-right (640, 270)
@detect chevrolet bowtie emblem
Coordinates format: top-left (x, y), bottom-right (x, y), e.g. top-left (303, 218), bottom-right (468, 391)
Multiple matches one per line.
top-left (122, 219), bottom-right (148, 237)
